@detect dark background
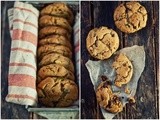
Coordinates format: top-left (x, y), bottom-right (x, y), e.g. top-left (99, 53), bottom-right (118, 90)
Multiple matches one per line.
top-left (81, 1), bottom-right (159, 119)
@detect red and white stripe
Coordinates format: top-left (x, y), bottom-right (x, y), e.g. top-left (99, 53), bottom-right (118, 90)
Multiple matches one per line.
top-left (9, 66), bottom-right (36, 78)
top-left (12, 29), bottom-right (37, 46)
top-left (14, 1), bottom-right (39, 17)
top-left (10, 50), bottom-right (36, 66)
top-left (11, 40), bottom-right (37, 54)
top-left (6, 86), bottom-right (37, 106)
top-left (74, 13), bottom-right (80, 82)
top-left (12, 22), bottom-right (38, 36)
top-left (6, 1), bottom-right (39, 106)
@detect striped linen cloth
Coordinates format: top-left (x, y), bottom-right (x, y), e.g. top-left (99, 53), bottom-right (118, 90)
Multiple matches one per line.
top-left (5, 2), bottom-right (39, 106)
top-left (74, 13), bottom-right (80, 83)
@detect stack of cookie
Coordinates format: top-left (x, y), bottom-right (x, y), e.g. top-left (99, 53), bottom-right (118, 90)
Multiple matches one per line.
top-left (36, 2), bottom-right (78, 107)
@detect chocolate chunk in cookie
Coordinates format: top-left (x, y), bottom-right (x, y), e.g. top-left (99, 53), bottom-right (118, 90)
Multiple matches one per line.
top-left (106, 95), bottom-right (123, 113)
top-left (96, 81), bottom-right (123, 113)
top-left (96, 81), bottom-right (113, 108)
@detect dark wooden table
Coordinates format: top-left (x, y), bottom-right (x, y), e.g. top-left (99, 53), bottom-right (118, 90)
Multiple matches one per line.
top-left (81, 1), bottom-right (159, 119)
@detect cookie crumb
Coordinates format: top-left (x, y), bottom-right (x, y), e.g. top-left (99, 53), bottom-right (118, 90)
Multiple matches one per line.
top-left (125, 86), bottom-right (131, 94)
top-left (101, 75), bottom-right (108, 81)
top-left (128, 97), bottom-right (136, 104)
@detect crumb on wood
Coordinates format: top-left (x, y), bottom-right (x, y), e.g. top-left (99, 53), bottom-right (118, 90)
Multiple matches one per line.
top-left (128, 96), bottom-right (136, 104)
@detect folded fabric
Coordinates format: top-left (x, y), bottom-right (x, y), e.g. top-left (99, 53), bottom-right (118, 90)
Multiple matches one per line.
top-left (74, 13), bottom-right (80, 82)
top-left (6, 1), bottom-right (39, 106)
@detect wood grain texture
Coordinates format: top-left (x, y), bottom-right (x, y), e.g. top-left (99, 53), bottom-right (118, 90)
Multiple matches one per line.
top-left (81, 1), bottom-right (159, 119)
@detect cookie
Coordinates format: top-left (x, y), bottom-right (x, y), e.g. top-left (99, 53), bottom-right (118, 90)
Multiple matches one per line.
top-left (40, 2), bottom-right (74, 25)
top-left (39, 15), bottom-right (72, 32)
top-left (39, 26), bottom-right (71, 39)
top-left (112, 53), bottom-right (133, 87)
top-left (106, 95), bottom-right (123, 113)
top-left (39, 53), bottom-right (74, 72)
top-left (114, 1), bottom-right (147, 33)
top-left (38, 34), bottom-right (72, 50)
top-left (86, 26), bottom-right (119, 60)
top-left (37, 44), bottom-right (72, 60)
top-left (96, 81), bottom-right (113, 108)
top-left (38, 64), bottom-right (75, 81)
top-left (96, 81), bottom-right (123, 113)
top-left (37, 77), bottom-right (78, 107)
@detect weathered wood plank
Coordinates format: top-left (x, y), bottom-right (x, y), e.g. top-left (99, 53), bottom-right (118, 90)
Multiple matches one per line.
top-left (122, 1), bottom-right (158, 119)
top-left (152, 1), bottom-right (159, 119)
top-left (81, 1), bottom-right (103, 119)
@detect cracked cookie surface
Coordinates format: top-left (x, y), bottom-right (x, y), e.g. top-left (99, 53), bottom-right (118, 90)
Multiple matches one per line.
top-left (112, 53), bottom-right (133, 87)
top-left (40, 2), bottom-right (74, 25)
top-left (39, 53), bottom-right (74, 72)
top-left (38, 34), bottom-right (72, 50)
top-left (38, 64), bottom-right (75, 81)
top-left (39, 26), bottom-right (71, 39)
top-left (39, 15), bottom-right (72, 32)
top-left (37, 44), bottom-right (72, 60)
top-left (37, 77), bottom-right (78, 107)
top-left (86, 26), bottom-right (119, 60)
top-left (114, 1), bottom-right (147, 33)
top-left (96, 81), bottom-right (123, 113)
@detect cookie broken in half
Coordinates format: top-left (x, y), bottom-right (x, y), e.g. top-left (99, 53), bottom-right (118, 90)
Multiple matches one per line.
top-left (112, 53), bottom-right (133, 87)
top-left (96, 81), bottom-right (123, 113)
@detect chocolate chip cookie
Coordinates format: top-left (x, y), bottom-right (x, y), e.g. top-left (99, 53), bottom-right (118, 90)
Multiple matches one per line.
top-left (114, 1), bottom-right (147, 33)
top-left (96, 81), bottom-right (123, 113)
top-left (39, 53), bottom-right (74, 72)
top-left (39, 26), bottom-right (71, 39)
top-left (112, 53), bottom-right (133, 87)
top-left (86, 26), bottom-right (119, 60)
top-left (96, 81), bottom-right (113, 108)
top-left (38, 34), bottom-right (72, 50)
top-left (37, 77), bottom-right (78, 107)
top-left (39, 15), bottom-right (72, 32)
top-left (40, 2), bottom-right (74, 25)
top-left (106, 95), bottom-right (123, 113)
top-left (38, 64), bottom-right (75, 81)
top-left (37, 44), bottom-right (72, 60)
